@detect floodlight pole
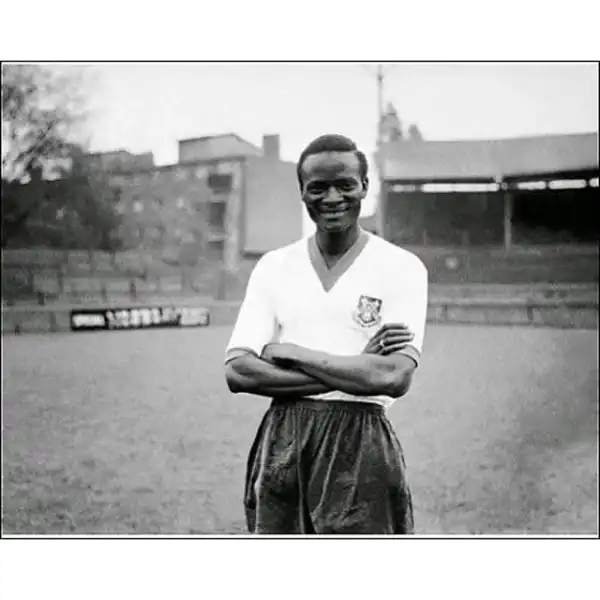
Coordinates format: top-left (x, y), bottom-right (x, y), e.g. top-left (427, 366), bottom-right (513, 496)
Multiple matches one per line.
top-left (375, 64), bottom-right (386, 239)
top-left (361, 62), bottom-right (394, 239)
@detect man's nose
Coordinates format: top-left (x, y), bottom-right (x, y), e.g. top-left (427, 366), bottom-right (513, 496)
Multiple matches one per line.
top-left (323, 186), bottom-right (343, 203)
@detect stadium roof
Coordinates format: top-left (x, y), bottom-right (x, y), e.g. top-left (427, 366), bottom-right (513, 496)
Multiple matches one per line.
top-left (382, 132), bottom-right (598, 181)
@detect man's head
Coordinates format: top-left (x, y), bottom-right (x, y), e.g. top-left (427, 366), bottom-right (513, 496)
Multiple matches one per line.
top-left (297, 134), bottom-right (369, 234)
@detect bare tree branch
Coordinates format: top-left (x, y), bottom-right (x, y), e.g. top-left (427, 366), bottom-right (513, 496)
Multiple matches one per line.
top-left (2, 64), bottom-right (81, 182)
top-left (2, 64), bottom-right (124, 250)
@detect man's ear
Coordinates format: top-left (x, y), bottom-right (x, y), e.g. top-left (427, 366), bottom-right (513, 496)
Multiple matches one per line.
top-left (362, 175), bottom-right (370, 195)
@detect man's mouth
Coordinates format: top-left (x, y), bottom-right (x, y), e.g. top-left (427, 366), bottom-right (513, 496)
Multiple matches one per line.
top-left (321, 206), bottom-right (350, 219)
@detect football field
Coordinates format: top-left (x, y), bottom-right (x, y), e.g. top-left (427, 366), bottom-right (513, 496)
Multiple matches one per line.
top-left (3, 324), bottom-right (598, 535)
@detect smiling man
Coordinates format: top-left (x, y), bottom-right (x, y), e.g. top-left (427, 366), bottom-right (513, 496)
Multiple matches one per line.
top-left (224, 134), bottom-right (428, 534)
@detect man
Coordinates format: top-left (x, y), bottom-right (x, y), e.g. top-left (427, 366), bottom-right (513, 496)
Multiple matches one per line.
top-left (224, 134), bottom-right (428, 534)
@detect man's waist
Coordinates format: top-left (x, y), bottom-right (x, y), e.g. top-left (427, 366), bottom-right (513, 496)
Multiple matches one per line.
top-left (270, 395), bottom-right (386, 414)
top-left (272, 392), bottom-right (392, 408)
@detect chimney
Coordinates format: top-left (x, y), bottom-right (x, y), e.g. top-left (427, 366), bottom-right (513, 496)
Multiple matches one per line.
top-left (262, 134), bottom-right (280, 161)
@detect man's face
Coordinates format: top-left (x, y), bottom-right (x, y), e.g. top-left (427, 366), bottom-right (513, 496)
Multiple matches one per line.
top-left (300, 151), bottom-right (368, 233)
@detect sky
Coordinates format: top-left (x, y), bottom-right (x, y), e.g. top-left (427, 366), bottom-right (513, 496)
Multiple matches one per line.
top-left (81, 62), bottom-right (598, 163)
top-left (69, 62), bottom-right (599, 222)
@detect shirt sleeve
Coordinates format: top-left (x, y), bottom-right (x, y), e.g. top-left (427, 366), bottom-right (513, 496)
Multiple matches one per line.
top-left (224, 254), bottom-right (278, 364)
top-left (383, 255), bottom-right (428, 367)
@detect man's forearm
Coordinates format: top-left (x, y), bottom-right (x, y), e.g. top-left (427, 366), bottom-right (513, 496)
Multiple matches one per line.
top-left (228, 370), bottom-right (333, 398)
top-left (289, 348), bottom-right (414, 398)
top-left (225, 354), bottom-right (334, 397)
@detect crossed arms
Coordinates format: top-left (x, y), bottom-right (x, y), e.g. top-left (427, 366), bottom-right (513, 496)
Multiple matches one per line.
top-left (225, 323), bottom-right (418, 399)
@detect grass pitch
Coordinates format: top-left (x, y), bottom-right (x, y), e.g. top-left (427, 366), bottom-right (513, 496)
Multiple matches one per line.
top-left (2, 324), bottom-right (598, 535)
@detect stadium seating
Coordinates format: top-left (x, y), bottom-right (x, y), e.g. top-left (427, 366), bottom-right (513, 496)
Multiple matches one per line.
top-left (407, 245), bottom-right (598, 285)
top-left (2, 244), bottom-right (598, 309)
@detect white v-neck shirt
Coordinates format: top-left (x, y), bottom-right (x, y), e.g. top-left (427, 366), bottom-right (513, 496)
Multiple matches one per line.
top-left (225, 230), bottom-right (428, 408)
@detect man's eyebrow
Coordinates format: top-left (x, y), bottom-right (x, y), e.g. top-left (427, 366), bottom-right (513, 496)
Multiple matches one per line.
top-left (307, 175), bottom-right (357, 184)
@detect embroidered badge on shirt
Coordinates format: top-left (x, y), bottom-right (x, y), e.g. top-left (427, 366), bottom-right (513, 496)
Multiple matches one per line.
top-left (353, 295), bottom-right (383, 328)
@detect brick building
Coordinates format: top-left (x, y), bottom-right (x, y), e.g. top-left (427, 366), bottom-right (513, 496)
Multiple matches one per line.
top-left (87, 149), bottom-right (156, 173)
top-left (104, 133), bottom-right (303, 271)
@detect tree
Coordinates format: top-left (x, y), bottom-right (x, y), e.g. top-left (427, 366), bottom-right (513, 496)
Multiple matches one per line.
top-left (1, 64), bottom-right (124, 251)
top-left (1, 170), bottom-right (43, 247)
top-left (2, 64), bottom-right (79, 247)
top-left (56, 147), bottom-right (125, 254)
top-left (2, 64), bottom-right (82, 182)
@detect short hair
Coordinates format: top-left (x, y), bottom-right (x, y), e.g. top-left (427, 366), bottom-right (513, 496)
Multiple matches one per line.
top-left (296, 134), bottom-right (369, 188)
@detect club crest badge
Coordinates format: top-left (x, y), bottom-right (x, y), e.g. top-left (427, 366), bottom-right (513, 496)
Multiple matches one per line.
top-left (353, 295), bottom-right (383, 328)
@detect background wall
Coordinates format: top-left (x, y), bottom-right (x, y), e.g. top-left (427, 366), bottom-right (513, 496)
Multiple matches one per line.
top-left (243, 157), bottom-right (303, 254)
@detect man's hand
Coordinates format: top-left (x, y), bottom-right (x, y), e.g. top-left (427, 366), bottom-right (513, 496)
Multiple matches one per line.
top-left (363, 323), bottom-right (415, 356)
top-left (262, 325), bottom-right (414, 365)
top-left (258, 335), bottom-right (418, 398)
top-left (261, 343), bottom-right (303, 368)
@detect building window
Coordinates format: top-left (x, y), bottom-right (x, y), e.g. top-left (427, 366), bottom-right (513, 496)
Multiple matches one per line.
top-left (208, 202), bottom-right (227, 232)
top-left (133, 200), bottom-right (143, 213)
top-left (207, 239), bottom-right (225, 260)
top-left (208, 173), bottom-right (233, 194)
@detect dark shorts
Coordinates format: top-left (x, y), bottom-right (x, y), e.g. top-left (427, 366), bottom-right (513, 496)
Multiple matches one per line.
top-left (244, 397), bottom-right (414, 535)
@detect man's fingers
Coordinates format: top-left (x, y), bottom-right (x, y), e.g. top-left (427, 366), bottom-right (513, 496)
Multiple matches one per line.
top-left (380, 342), bottom-right (412, 355)
top-left (369, 324), bottom-right (411, 343)
top-left (368, 329), bottom-right (414, 346)
top-left (369, 322), bottom-right (406, 336)
top-left (364, 337), bottom-right (414, 356)
top-left (375, 323), bottom-right (409, 335)
top-left (382, 333), bottom-right (415, 345)
top-left (364, 324), bottom-right (414, 355)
